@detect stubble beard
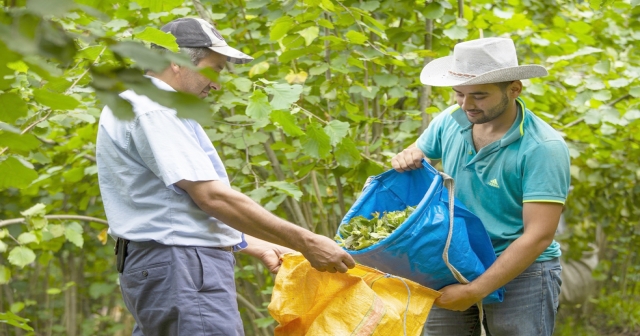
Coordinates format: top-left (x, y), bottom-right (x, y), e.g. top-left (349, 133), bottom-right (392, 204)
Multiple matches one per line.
top-left (467, 93), bottom-right (510, 125)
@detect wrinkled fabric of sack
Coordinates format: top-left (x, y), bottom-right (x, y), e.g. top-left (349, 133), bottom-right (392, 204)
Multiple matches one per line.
top-left (338, 162), bottom-right (504, 304)
top-left (268, 253), bottom-right (441, 336)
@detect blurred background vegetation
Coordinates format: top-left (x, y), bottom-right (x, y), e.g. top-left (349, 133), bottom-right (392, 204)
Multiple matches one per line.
top-left (0, 0), bottom-right (638, 334)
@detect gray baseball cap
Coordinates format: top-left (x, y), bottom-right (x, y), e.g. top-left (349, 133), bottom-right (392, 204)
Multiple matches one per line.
top-left (161, 18), bottom-right (253, 64)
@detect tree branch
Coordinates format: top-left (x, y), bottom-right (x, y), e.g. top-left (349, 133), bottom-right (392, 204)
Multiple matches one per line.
top-left (0, 215), bottom-right (108, 228)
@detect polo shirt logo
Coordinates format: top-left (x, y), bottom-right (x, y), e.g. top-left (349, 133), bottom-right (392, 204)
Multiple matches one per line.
top-left (488, 179), bottom-right (500, 188)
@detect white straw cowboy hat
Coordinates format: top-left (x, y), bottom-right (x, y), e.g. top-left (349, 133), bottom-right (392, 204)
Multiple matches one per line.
top-left (420, 37), bottom-right (548, 87)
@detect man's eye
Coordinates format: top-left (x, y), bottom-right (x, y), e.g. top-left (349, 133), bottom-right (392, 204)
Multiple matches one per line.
top-left (474, 96), bottom-right (486, 100)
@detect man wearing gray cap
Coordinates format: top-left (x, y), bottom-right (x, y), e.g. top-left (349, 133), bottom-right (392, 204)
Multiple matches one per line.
top-left (392, 38), bottom-right (570, 335)
top-left (96, 17), bottom-right (355, 335)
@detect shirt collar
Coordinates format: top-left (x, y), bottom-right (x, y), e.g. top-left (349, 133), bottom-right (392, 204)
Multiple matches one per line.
top-left (450, 97), bottom-right (527, 147)
top-left (145, 75), bottom-right (177, 92)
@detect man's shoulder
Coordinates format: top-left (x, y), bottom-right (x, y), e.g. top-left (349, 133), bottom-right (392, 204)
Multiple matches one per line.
top-left (120, 90), bottom-right (176, 116)
top-left (432, 104), bottom-right (464, 128)
top-left (521, 109), bottom-right (566, 147)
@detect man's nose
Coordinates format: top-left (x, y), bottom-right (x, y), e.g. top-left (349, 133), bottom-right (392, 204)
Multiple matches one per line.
top-left (460, 96), bottom-right (475, 110)
top-left (209, 82), bottom-right (221, 91)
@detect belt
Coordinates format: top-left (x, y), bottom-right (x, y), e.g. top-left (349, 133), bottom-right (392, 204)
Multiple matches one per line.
top-left (115, 239), bottom-right (233, 273)
top-left (216, 246), bottom-right (234, 253)
top-left (123, 240), bottom-right (234, 252)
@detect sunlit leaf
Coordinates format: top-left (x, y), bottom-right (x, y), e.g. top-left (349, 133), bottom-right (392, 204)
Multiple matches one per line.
top-left (265, 181), bottom-right (303, 200)
top-left (0, 157), bottom-right (38, 189)
top-left (265, 84), bottom-right (303, 110)
top-left (298, 26), bottom-right (319, 46)
top-left (335, 138), bottom-right (361, 167)
top-left (249, 61), bottom-right (270, 78)
top-left (33, 89), bottom-right (80, 111)
top-left (270, 16), bottom-right (294, 41)
top-left (324, 120), bottom-right (350, 146)
top-left (20, 203), bottom-right (46, 217)
top-left (547, 47), bottom-right (603, 63)
top-left (270, 110), bottom-right (304, 136)
top-left (592, 90), bottom-right (612, 101)
top-left (8, 246), bottom-right (36, 268)
top-left (0, 265), bottom-right (11, 284)
top-left (232, 78), bottom-right (253, 92)
top-left (17, 232), bottom-right (38, 245)
top-left (345, 30), bottom-right (368, 45)
top-left (134, 27), bottom-right (179, 52)
top-left (0, 93), bottom-right (28, 123)
top-left (443, 25), bottom-right (468, 40)
top-left (0, 132), bottom-right (40, 152)
top-left (246, 90), bottom-right (272, 121)
top-left (301, 123), bottom-right (331, 159)
top-left (424, 2), bottom-right (444, 19)
top-left (608, 78), bottom-right (630, 88)
top-left (64, 223), bottom-right (84, 248)
top-left (285, 71), bottom-right (308, 84)
top-left (373, 73), bottom-right (399, 87)
top-left (110, 41), bottom-right (170, 73)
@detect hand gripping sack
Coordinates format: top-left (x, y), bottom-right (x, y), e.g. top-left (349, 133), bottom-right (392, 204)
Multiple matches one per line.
top-left (337, 161), bottom-right (504, 304)
top-left (268, 253), bottom-right (441, 336)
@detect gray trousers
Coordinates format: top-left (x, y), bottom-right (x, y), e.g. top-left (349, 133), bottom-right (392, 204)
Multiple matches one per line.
top-left (119, 241), bottom-right (244, 336)
top-left (424, 258), bottom-right (562, 336)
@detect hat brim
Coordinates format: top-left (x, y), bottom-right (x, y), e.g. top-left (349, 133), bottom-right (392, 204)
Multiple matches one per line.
top-left (420, 55), bottom-right (548, 87)
top-left (209, 45), bottom-right (253, 64)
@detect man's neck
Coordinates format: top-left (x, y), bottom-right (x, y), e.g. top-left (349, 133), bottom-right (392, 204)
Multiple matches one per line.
top-left (146, 71), bottom-right (180, 92)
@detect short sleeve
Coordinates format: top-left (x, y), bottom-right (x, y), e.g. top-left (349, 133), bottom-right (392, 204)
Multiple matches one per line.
top-left (522, 140), bottom-right (571, 204)
top-left (129, 110), bottom-right (220, 189)
top-left (416, 111), bottom-right (447, 160)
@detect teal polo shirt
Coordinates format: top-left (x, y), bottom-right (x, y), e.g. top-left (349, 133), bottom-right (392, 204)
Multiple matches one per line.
top-left (416, 98), bottom-right (570, 262)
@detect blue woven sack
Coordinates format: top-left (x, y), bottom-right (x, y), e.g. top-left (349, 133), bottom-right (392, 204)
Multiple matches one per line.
top-left (337, 161), bottom-right (504, 304)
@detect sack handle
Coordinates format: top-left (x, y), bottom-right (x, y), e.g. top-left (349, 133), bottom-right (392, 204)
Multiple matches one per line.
top-left (439, 172), bottom-right (484, 324)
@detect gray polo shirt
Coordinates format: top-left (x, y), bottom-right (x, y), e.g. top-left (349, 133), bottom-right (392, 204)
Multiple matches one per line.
top-left (96, 76), bottom-right (244, 248)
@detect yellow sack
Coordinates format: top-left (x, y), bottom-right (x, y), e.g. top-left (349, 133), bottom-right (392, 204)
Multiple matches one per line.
top-left (268, 253), bottom-right (441, 336)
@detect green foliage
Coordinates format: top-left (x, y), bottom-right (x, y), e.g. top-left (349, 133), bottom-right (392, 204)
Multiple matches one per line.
top-left (0, 0), bottom-right (638, 334)
top-left (337, 206), bottom-right (416, 250)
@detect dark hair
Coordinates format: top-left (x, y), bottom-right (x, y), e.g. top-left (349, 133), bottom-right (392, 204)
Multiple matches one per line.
top-left (149, 44), bottom-right (215, 67)
top-left (494, 81), bottom-right (514, 92)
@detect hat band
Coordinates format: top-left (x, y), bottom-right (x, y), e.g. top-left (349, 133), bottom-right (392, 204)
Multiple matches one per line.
top-left (448, 70), bottom-right (477, 78)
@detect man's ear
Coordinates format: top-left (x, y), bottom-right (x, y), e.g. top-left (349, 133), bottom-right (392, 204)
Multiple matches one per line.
top-left (170, 62), bottom-right (181, 73)
top-left (510, 80), bottom-right (523, 98)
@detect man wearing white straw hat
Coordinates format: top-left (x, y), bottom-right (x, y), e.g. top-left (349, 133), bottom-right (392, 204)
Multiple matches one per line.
top-left (392, 37), bottom-right (570, 335)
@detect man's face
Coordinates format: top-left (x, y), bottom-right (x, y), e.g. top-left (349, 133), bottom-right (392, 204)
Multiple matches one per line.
top-left (176, 51), bottom-right (227, 99)
top-left (452, 83), bottom-right (510, 124)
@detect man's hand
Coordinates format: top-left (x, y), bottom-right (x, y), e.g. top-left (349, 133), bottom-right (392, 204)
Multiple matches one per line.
top-left (434, 283), bottom-right (484, 311)
top-left (301, 234), bottom-right (356, 273)
top-left (257, 245), bottom-right (295, 274)
top-left (242, 235), bottom-right (295, 274)
top-left (391, 144), bottom-right (428, 172)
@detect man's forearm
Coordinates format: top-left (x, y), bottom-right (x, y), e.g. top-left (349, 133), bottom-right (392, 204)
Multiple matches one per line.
top-left (201, 188), bottom-right (310, 252)
top-left (466, 233), bottom-right (552, 300)
top-left (241, 234), bottom-right (280, 257)
top-left (177, 179), bottom-right (312, 252)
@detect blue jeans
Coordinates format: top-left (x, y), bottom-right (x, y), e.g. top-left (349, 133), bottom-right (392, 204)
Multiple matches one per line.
top-left (424, 258), bottom-right (562, 336)
top-left (119, 241), bottom-right (244, 336)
